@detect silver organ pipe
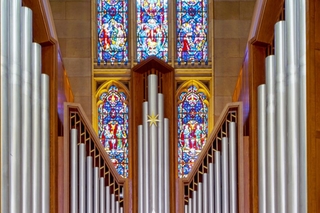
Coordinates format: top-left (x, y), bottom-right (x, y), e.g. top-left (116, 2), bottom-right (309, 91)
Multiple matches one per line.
top-left (221, 137), bottom-right (229, 213)
top-left (79, 144), bottom-right (86, 213)
top-left (275, 21), bottom-right (287, 213)
top-left (93, 167), bottom-right (100, 213)
top-left (0, 0), bottom-right (9, 211)
top-left (258, 85), bottom-right (267, 213)
top-left (41, 74), bottom-right (50, 213)
top-left (266, 55), bottom-right (276, 213)
top-left (21, 7), bottom-right (32, 213)
top-left (214, 152), bottom-right (221, 213)
top-left (100, 178), bottom-right (105, 213)
top-left (229, 122), bottom-right (237, 213)
top-left (70, 129), bottom-right (78, 213)
top-left (9, 1), bottom-right (22, 212)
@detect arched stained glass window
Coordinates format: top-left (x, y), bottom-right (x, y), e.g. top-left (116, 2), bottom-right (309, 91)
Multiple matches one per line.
top-left (177, 83), bottom-right (209, 178)
top-left (97, 0), bottom-right (128, 64)
top-left (176, 0), bottom-right (208, 64)
top-left (136, 0), bottom-right (168, 62)
top-left (98, 85), bottom-right (129, 177)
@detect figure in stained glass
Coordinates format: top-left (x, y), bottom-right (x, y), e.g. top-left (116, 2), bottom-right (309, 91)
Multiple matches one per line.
top-left (97, 0), bottom-right (128, 64)
top-left (98, 85), bottom-right (129, 177)
top-left (177, 84), bottom-right (208, 177)
top-left (137, 0), bottom-right (168, 62)
top-left (177, 0), bottom-right (208, 63)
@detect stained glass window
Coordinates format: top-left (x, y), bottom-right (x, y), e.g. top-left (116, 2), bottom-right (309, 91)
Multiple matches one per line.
top-left (98, 85), bottom-right (129, 177)
top-left (136, 0), bottom-right (168, 62)
top-left (176, 0), bottom-right (208, 64)
top-left (97, 0), bottom-right (128, 64)
top-left (177, 84), bottom-right (208, 178)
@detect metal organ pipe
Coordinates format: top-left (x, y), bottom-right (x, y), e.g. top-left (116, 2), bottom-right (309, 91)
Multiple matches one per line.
top-left (221, 137), bottom-right (229, 213)
top-left (266, 55), bottom-right (276, 213)
top-left (285, 0), bottom-right (300, 211)
top-left (87, 156), bottom-right (93, 213)
top-left (208, 162), bottom-right (215, 213)
top-left (298, 0), bottom-right (307, 212)
top-left (70, 129), bottom-right (78, 213)
top-left (21, 7), bottom-right (32, 213)
top-left (158, 93), bottom-right (164, 213)
top-left (258, 85), bottom-right (267, 213)
top-left (41, 74), bottom-right (50, 213)
top-left (138, 125), bottom-right (144, 213)
top-left (79, 144), bottom-right (86, 213)
top-left (142, 102), bottom-right (150, 213)
top-left (9, 1), bottom-right (22, 212)
top-left (0, 0), bottom-right (9, 211)
top-left (164, 118), bottom-right (170, 213)
top-left (229, 122), bottom-right (237, 213)
top-left (93, 167), bottom-right (100, 213)
top-left (214, 153), bottom-right (221, 213)
top-left (275, 21), bottom-right (287, 213)
top-left (148, 74), bottom-right (158, 213)
top-left (31, 42), bottom-right (42, 213)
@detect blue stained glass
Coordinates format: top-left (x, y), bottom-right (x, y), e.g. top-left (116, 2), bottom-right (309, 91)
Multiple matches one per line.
top-left (177, 0), bottom-right (208, 63)
top-left (98, 85), bottom-right (129, 178)
top-left (136, 0), bottom-right (168, 62)
top-left (97, 0), bottom-right (129, 64)
top-left (177, 84), bottom-right (208, 178)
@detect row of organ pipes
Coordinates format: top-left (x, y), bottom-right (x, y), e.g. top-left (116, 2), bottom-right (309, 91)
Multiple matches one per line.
top-left (258, 1), bottom-right (306, 213)
top-left (70, 129), bottom-right (124, 213)
top-left (1, 0), bottom-right (50, 212)
top-left (184, 121), bottom-right (238, 213)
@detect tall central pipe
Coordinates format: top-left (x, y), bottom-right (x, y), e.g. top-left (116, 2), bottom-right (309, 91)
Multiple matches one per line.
top-left (148, 74), bottom-right (158, 212)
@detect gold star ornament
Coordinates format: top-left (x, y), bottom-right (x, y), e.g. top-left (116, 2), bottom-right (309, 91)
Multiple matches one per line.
top-left (147, 113), bottom-right (160, 126)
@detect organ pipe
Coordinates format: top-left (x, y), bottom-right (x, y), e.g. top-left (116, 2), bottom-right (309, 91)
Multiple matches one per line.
top-left (158, 93), bottom-right (164, 213)
top-left (100, 178), bottom-right (105, 213)
top-left (258, 85), bottom-right (267, 213)
top-left (142, 102), bottom-right (149, 213)
top-left (285, 0), bottom-right (300, 211)
top-left (70, 129), bottom-right (78, 213)
top-left (275, 21), bottom-right (287, 213)
top-left (9, 1), bottom-right (22, 212)
top-left (21, 7), bottom-right (32, 213)
top-left (31, 42), bottom-right (42, 213)
top-left (148, 74), bottom-right (158, 212)
top-left (41, 74), bottom-right (50, 213)
top-left (298, 0), bottom-right (307, 212)
top-left (87, 156), bottom-right (93, 213)
top-left (229, 122), bottom-right (237, 213)
top-left (138, 125), bottom-right (144, 213)
top-left (221, 137), bottom-right (229, 213)
top-left (214, 153), bottom-right (221, 213)
top-left (93, 167), bottom-right (100, 213)
top-left (79, 144), bottom-right (86, 213)
top-left (208, 163), bottom-right (215, 213)
top-left (266, 55), bottom-right (276, 213)
top-left (0, 0), bottom-right (9, 211)
top-left (164, 118), bottom-right (170, 213)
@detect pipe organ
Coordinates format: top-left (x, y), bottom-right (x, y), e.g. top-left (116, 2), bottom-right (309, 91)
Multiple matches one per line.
top-left (0, 0), bottom-right (50, 212)
top-left (258, 1), bottom-right (307, 213)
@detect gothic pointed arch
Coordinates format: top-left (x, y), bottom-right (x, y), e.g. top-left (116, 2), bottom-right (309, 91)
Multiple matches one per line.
top-left (96, 81), bottom-right (130, 177)
top-left (176, 80), bottom-right (210, 177)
